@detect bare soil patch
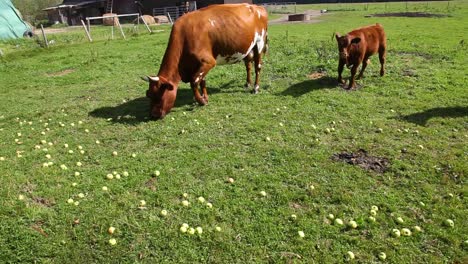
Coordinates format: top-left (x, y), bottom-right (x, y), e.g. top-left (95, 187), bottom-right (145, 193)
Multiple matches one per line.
top-left (32, 196), bottom-right (55, 207)
top-left (307, 71), bottom-right (327, 80)
top-left (332, 149), bottom-right (390, 173)
top-left (46, 69), bottom-right (75, 77)
top-left (371, 12), bottom-right (448, 18)
top-left (145, 177), bottom-right (157, 191)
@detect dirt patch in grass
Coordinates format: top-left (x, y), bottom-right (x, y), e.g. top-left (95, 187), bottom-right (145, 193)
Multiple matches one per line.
top-left (332, 149), bottom-right (390, 173)
top-left (31, 221), bottom-right (48, 237)
top-left (32, 196), bottom-right (55, 207)
top-left (371, 12), bottom-right (448, 18)
top-left (307, 71), bottom-right (327, 80)
top-left (145, 178), bottom-right (157, 191)
top-left (402, 69), bottom-right (418, 77)
top-left (397, 51), bottom-right (433, 60)
top-left (46, 69), bottom-right (75, 77)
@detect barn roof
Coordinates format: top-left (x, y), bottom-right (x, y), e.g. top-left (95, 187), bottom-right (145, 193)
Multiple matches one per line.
top-left (43, 0), bottom-right (105, 11)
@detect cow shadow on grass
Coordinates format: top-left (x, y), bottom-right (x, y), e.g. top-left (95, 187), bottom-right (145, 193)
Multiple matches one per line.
top-left (89, 88), bottom-right (197, 124)
top-left (400, 106), bottom-right (468, 126)
top-left (280, 76), bottom-right (339, 97)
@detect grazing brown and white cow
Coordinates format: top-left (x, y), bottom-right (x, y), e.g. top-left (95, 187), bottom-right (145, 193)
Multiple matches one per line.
top-left (143, 4), bottom-right (268, 119)
top-left (335, 23), bottom-right (387, 90)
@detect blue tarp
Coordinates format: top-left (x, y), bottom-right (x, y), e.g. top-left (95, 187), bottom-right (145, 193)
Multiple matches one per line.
top-left (0, 0), bottom-right (31, 40)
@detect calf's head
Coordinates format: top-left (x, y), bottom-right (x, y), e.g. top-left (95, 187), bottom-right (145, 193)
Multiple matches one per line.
top-left (143, 76), bottom-right (177, 119)
top-left (335, 33), bottom-right (361, 67)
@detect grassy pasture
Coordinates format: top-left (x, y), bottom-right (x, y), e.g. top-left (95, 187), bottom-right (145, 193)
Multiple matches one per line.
top-left (0, 1), bottom-right (467, 263)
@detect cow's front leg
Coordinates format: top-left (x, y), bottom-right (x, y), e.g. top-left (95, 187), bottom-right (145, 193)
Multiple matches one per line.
top-left (337, 59), bottom-right (345, 84)
top-left (191, 58), bottom-right (215, 105)
top-left (200, 79), bottom-right (208, 102)
top-left (191, 80), bottom-right (207, 105)
top-left (347, 64), bottom-right (359, 90)
top-left (253, 48), bottom-right (262, 94)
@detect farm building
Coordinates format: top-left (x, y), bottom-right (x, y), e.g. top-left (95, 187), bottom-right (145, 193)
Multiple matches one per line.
top-left (44, 0), bottom-right (252, 26)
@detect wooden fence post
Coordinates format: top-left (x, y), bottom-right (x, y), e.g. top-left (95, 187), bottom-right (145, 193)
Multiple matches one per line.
top-left (40, 24), bottom-right (49, 48)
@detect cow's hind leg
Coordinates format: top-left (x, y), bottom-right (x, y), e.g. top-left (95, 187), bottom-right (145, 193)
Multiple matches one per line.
top-left (379, 46), bottom-right (386, 76)
top-left (244, 53), bottom-right (253, 90)
top-left (253, 47), bottom-right (263, 94)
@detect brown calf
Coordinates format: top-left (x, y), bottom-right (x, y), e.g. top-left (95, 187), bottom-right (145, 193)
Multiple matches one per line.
top-left (335, 23), bottom-right (387, 89)
top-left (143, 4), bottom-right (268, 119)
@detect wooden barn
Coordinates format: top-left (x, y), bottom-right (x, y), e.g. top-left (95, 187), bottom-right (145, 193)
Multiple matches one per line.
top-left (44, 0), bottom-right (253, 26)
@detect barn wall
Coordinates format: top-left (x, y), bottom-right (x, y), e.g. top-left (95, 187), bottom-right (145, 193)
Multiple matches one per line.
top-left (112, 0), bottom-right (138, 14)
top-left (139, 0), bottom-right (253, 14)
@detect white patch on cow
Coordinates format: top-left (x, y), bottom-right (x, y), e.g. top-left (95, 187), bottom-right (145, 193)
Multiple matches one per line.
top-left (258, 63), bottom-right (262, 69)
top-left (195, 77), bottom-right (200, 83)
top-left (208, 19), bottom-right (215, 27)
top-left (199, 72), bottom-right (204, 76)
top-left (216, 52), bottom-right (244, 65)
top-left (216, 29), bottom-right (266, 66)
top-left (257, 10), bottom-right (261, 19)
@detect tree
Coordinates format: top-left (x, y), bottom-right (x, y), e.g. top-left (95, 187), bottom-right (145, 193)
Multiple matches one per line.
top-left (12, 0), bottom-right (62, 23)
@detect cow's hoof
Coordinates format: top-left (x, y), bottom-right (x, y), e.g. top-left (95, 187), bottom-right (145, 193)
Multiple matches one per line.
top-left (244, 83), bottom-right (252, 90)
top-left (198, 100), bottom-right (207, 106)
top-left (253, 85), bottom-right (260, 94)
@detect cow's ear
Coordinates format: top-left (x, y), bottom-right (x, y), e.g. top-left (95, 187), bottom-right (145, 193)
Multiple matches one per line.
top-left (351, 37), bottom-right (361, 45)
top-left (158, 76), bottom-right (175, 90)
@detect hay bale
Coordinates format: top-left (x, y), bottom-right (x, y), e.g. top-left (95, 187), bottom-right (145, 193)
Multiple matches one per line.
top-left (102, 13), bottom-right (120, 26)
top-left (134, 15), bottom-right (156, 25)
top-left (154, 15), bottom-right (169, 24)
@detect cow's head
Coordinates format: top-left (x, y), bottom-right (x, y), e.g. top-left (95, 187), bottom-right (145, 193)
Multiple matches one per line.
top-left (335, 33), bottom-right (361, 68)
top-left (142, 76), bottom-right (177, 119)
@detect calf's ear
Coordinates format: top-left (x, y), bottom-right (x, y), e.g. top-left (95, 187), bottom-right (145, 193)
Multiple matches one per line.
top-left (351, 37), bottom-right (361, 44)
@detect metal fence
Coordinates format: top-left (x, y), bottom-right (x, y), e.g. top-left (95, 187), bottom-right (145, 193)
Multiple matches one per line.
top-left (153, 6), bottom-right (190, 22)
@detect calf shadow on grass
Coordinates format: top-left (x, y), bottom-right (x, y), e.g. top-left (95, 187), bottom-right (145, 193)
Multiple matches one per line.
top-left (280, 76), bottom-right (339, 97)
top-left (89, 88), bottom-right (197, 124)
top-left (401, 106), bottom-right (468, 126)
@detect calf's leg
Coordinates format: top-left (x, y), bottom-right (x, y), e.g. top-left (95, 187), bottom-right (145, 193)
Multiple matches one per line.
top-left (357, 57), bottom-right (369, 80)
top-left (337, 59), bottom-right (345, 84)
top-left (348, 63), bottom-right (360, 90)
top-left (379, 46), bottom-right (386, 76)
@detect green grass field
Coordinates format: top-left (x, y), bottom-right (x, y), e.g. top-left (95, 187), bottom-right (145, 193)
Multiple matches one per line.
top-left (0, 1), bottom-right (467, 263)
